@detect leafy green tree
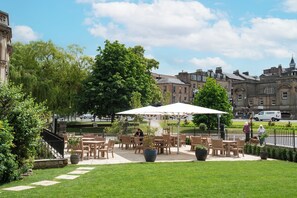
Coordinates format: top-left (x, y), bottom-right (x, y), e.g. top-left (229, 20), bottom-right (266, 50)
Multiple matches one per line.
top-left (0, 120), bottom-right (19, 184)
top-left (193, 78), bottom-right (232, 129)
top-left (78, 40), bottom-right (161, 121)
top-left (0, 84), bottom-right (47, 172)
top-left (9, 41), bottom-right (92, 116)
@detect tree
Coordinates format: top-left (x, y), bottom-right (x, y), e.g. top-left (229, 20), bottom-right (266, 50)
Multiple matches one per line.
top-left (0, 84), bottom-right (47, 175)
top-left (9, 41), bottom-right (92, 116)
top-left (192, 78), bottom-right (232, 129)
top-left (78, 40), bottom-right (161, 121)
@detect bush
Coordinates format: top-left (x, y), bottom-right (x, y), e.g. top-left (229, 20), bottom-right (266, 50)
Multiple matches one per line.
top-left (271, 148), bottom-right (276, 159)
top-left (288, 150), bottom-right (293, 162)
top-left (0, 120), bottom-right (19, 184)
top-left (198, 123), bottom-right (207, 131)
top-left (0, 85), bottom-right (47, 173)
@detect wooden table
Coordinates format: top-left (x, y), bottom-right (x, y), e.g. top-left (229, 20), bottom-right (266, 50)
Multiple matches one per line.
top-left (83, 140), bottom-right (105, 158)
top-left (223, 140), bottom-right (237, 157)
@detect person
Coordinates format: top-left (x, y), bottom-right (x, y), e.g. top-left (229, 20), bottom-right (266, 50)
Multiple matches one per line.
top-left (243, 121), bottom-right (250, 142)
top-left (257, 125), bottom-right (265, 145)
top-left (134, 128), bottom-right (144, 137)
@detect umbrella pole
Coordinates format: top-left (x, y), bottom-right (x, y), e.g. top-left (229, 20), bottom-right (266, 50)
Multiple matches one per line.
top-left (177, 117), bottom-right (180, 154)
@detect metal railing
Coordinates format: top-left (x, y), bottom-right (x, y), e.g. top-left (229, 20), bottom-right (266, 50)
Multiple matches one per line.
top-left (40, 129), bottom-right (64, 158)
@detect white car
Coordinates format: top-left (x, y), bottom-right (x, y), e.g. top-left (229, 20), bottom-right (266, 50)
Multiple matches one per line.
top-left (79, 114), bottom-right (93, 119)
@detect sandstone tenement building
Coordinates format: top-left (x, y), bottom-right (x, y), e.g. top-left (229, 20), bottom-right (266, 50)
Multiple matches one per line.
top-left (0, 10), bottom-right (12, 84)
top-left (153, 57), bottom-right (297, 119)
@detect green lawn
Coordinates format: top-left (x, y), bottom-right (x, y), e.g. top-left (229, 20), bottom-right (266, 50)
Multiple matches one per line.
top-left (1, 161), bottom-right (297, 197)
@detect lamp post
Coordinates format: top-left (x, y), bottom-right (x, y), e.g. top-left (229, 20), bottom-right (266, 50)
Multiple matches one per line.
top-left (250, 112), bottom-right (254, 138)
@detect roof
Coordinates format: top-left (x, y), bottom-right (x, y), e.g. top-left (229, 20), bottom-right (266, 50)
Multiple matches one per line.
top-left (157, 77), bottom-right (186, 85)
top-left (224, 73), bottom-right (244, 81)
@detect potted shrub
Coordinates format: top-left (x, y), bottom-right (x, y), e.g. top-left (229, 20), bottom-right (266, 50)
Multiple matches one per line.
top-left (143, 127), bottom-right (158, 162)
top-left (260, 145), bottom-right (268, 160)
top-left (195, 144), bottom-right (208, 161)
top-left (259, 132), bottom-right (268, 146)
top-left (67, 136), bottom-right (80, 164)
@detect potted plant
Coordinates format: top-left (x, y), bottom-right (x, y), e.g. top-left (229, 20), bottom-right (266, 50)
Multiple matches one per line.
top-left (260, 145), bottom-right (268, 160)
top-left (67, 136), bottom-right (80, 164)
top-left (143, 127), bottom-right (158, 162)
top-left (195, 144), bottom-right (208, 161)
top-left (259, 132), bottom-right (268, 146)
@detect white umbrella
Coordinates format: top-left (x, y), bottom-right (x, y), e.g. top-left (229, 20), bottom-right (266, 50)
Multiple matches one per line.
top-left (149, 102), bottom-right (227, 154)
top-left (116, 105), bottom-right (159, 115)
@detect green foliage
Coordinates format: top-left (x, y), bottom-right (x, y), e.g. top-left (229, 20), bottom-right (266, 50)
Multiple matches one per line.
top-left (193, 78), bottom-right (233, 130)
top-left (0, 120), bottom-right (20, 184)
top-left (0, 84), bottom-right (47, 172)
top-left (9, 41), bottom-right (91, 116)
top-left (198, 123), bottom-right (207, 131)
top-left (252, 144), bottom-right (257, 155)
top-left (195, 144), bottom-right (207, 150)
top-left (104, 119), bottom-right (126, 135)
top-left (268, 121), bottom-right (275, 126)
top-left (78, 40), bottom-right (161, 121)
top-left (271, 148), bottom-right (276, 159)
top-left (288, 150), bottom-right (294, 162)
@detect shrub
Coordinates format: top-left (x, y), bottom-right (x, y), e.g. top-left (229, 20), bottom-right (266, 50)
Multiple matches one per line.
top-left (198, 123), bottom-right (207, 131)
top-left (271, 148), bottom-right (276, 159)
top-left (252, 144), bottom-right (257, 155)
top-left (294, 152), bottom-right (297, 163)
top-left (0, 85), bottom-right (47, 173)
top-left (267, 147), bottom-right (271, 158)
top-left (256, 146), bottom-right (260, 156)
top-left (288, 150), bottom-right (293, 162)
top-left (0, 120), bottom-right (19, 184)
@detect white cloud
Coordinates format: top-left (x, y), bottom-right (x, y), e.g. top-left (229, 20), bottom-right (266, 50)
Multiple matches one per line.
top-left (81, 0), bottom-right (297, 61)
top-left (283, 0), bottom-right (297, 13)
top-left (13, 25), bottom-right (40, 43)
top-left (189, 57), bottom-right (230, 70)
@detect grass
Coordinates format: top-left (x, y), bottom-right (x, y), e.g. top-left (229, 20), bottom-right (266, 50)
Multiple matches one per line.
top-left (1, 161), bottom-right (297, 197)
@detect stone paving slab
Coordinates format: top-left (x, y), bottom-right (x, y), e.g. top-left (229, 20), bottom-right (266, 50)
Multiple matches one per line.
top-left (76, 167), bottom-right (95, 170)
top-left (31, 180), bottom-right (60, 186)
top-left (68, 170), bottom-right (90, 175)
top-left (3, 185), bottom-right (35, 191)
top-left (55, 174), bottom-right (79, 180)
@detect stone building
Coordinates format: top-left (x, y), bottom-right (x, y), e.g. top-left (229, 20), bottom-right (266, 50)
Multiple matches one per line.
top-left (152, 73), bottom-right (190, 104)
top-left (232, 57), bottom-right (297, 119)
top-left (0, 11), bottom-right (12, 84)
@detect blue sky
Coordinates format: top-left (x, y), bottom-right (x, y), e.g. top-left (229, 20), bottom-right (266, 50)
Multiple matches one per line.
top-left (1, 0), bottom-right (297, 76)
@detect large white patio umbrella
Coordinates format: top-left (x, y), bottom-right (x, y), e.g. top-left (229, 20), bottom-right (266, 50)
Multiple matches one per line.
top-left (148, 102), bottom-right (227, 154)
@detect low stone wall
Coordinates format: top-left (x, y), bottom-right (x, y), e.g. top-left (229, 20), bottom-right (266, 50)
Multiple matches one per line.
top-left (33, 158), bottom-right (68, 169)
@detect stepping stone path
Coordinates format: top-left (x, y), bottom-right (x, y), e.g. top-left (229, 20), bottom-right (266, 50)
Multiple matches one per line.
top-left (2, 166), bottom-right (95, 192)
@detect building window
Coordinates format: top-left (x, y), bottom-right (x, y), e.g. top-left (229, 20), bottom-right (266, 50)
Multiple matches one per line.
top-left (184, 87), bottom-right (187, 93)
top-left (238, 94), bottom-right (242, 100)
top-left (197, 75), bottom-right (201, 81)
top-left (163, 86), bottom-right (167, 92)
top-left (192, 83), bottom-right (196, 88)
top-left (271, 99), bottom-right (276, 105)
top-left (191, 74), bottom-right (197, 80)
top-left (282, 92), bottom-right (288, 100)
top-left (264, 87), bottom-right (275, 94)
top-left (184, 97), bottom-right (187, 101)
top-left (173, 96), bottom-right (176, 102)
top-left (259, 97), bottom-right (264, 105)
top-left (248, 99), bottom-right (253, 106)
top-left (202, 76), bottom-right (206, 82)
top-left (173, 86), bottom-right (176, 93)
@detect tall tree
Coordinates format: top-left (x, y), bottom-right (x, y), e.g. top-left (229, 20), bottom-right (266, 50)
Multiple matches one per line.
top-left (9, 41), bottom-right (92, 116)
top-left (78, 40), bottom-right (161, 121)
top-left (193, 78), bottom-right (233, 129)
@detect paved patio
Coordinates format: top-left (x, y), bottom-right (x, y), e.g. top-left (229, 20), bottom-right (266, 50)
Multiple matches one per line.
top-left (74, 144), bottom-right (262, 165)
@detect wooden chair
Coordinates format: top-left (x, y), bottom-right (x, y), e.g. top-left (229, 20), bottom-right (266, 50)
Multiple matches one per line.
top-left (205, 137), bottom-right (212, 155)
top-left (121, 135), bottom-right (133, 149)
top-left (211, 139), bottom-right (226, 156)
top-left (159, 134), bottom-right (171, 154)
top-left (71, 139), bottom-right (90, 160)
top-left (89, 136), bottom-right (106, 156)
top-left (179, 134), bottom-right (187, 147)
top-left (134, 137), bottom-right (143, 154)
top-left (190, 136), bottom-right (202, 151)
top-left (98, 139), bottom-right (115, 159)
top-left (231, 139), bottom-right (245, 157)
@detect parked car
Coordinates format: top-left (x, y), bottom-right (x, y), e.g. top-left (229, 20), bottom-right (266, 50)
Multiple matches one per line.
top-left (253, 111), bottom-right (281, 121)
top-left (79, 114), bottom-right (93, 119)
